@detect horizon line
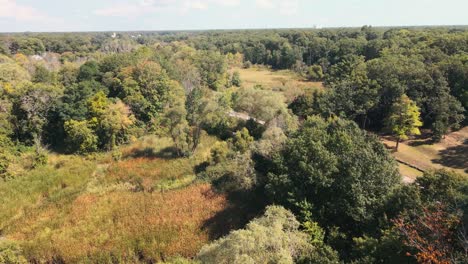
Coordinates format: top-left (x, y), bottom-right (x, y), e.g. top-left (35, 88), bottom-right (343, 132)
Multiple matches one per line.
top-left (1, 24), bottom-right (467, 34)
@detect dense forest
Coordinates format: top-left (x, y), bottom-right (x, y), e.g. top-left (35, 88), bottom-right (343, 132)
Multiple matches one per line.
top-left (0, 26), bottom-right (467, 263)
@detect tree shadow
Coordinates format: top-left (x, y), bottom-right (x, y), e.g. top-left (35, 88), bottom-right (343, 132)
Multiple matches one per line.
top-left (408, 138), bottom-right (435, 147)
top-left (200, 189), bottom-right (267, 240)
top-left (432, 139), bottom-right (468, 173)
top-left (125, 146), bottom-right (180, 160)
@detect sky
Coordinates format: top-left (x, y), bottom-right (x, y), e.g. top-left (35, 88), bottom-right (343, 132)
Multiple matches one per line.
top-left (0, 0), bottom-right (467, 32)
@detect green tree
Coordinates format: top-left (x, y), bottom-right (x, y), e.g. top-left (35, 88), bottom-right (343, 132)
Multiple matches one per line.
top-left (94, 99), bottom-right (134, 150)
top-left (306, 65), bottom-right (324, 81)
top-left (59, 80), bottom-right (107, 121)
top-left (0, 99), bottom-right (14, 178)
top-left (10, 38), bottom-right (44, 55)
top-left (267, 117), bottom-right (400, 237)
top-left (87, 91), bottom-right (109, 118)
top-left (203, 151), bottom-right (257, 193)
top-left (325, 56), bottom-right (380, 128)
top-left (185, 84), bottom-right (207, 154)
top-left (58, 62), bottom-right (79, 87)
top-left (385, 94), bottom-right (423, 151)
top-left (254, 126), bottom-right (287, 159)
top-left (64, 119), bottom-right (98, 154)
top-left (32, 65), bottom-right (56, 84)
top-left (12, 83), bottom-right (62, 144)
top-left (77, 61), bottom-right (101, 82)
top-left (197, 206), bottom-right (339, 264)
top-left (196, 50), bottom-right (227, 90)
top-left (229, 128), bottom-right (254, 153)
top-left (131, 61), bottom-right (174, 120)
top-left (231, 71), bottom-right (242, 87)
top-left (163, 83), bottom-right (190, 157)
top-left (430, 95), bottom-right (465, 142)
top-left (0, 63), bottom-right (30, 83)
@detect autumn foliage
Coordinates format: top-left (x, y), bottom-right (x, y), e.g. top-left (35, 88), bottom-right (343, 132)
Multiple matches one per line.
top-left (394, 204), bottom-right (461, 264)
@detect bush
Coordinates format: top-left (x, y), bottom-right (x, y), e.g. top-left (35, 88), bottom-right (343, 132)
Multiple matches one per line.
top-left (64, 119), bottom-right (98, 154)
top-left (0, 241), bottom-right (27, 264)
top-left (231, 71), bottom-right (241, 87)
top-left (32, 147), bottom-right (48, 169)
top-left (306, 65), bottom-right (324, 81)
top-left (203, 152), bottom-right (256, 192)
top-left (243, 61), bottom-right (252, 69)
top-left (197, 205), bottom-right (339, 264)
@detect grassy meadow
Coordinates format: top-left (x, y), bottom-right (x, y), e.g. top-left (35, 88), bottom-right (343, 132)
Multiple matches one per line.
top-left (0, 134), bottom-right (251, 262)
top-left (231, 66), bottom-right (323, 103)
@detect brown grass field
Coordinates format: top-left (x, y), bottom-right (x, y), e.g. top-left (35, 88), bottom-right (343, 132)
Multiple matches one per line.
top-left (9, 184), bottom-right (228, 262)
top-left (231, 66), bottom-right (323, 103)
top-left (0, 135), bottom-right (251, 262)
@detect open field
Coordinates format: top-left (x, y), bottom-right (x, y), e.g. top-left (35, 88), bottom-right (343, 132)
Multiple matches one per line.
top-left (0, 135), bottom-right (252, 262)
top-left (382, 127), bottom-right (468, 182)
top-left (232, 66), bottom-right (323, 103)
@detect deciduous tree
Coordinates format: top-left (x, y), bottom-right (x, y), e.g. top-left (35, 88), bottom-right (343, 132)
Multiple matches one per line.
top-left (385, 94), bottom-right (423, 151)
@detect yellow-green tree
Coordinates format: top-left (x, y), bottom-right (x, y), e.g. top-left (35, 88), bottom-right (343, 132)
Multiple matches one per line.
top-left (98, 100), bottom-right (134, 150)
top-left (385, 95), bottom-right (423, 151)
top-left (64, 119), bottom-right (98, 154)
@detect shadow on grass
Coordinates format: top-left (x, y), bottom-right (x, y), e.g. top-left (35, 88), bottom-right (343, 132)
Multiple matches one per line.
top-left (125, 147), bottom-right (180, 160)
top-left (408, 138), bottom-right (435, 147)
top-left (201, 189), bottom-right (267, 240)
top-left (432, 139), bottom-right (468, 173)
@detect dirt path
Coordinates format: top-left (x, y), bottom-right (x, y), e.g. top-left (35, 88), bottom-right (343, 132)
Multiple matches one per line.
top-left (402, 175), bottom-right (415, 184)
top-left (228, 110), bottom-right (265, 125)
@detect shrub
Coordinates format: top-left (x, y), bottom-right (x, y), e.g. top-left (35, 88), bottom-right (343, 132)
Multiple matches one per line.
top-left (64, 119), bottom-right (98, 154)
top-left (231, 71), bottom-right (241, 87)
top-left (0, 241), bottom-right (27, 264)
top-left (306, 65), bottom-right (324, 81)
top-left (197, 205), bottom-right (339, 264)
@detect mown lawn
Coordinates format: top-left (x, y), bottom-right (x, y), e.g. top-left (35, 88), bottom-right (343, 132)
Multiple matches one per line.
top-left (382, 127), bottom-right (468, 180)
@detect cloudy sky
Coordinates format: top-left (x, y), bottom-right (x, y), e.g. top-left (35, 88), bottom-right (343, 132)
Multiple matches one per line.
top-left (1, 0), bottom-right (467, 32)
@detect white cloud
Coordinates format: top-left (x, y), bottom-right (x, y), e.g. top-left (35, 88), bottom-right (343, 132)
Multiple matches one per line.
top-left (279, 1), bottom-right (299, 16)
top-left (255, 0), bottom-right (275, 9)
top-left (94, 4), bottom-right (149, 17)
top-left (255, 0), bottom-right (299, 15)
top-left (94, 0), bottom-right (174, 17)
top-left (0, 0), bottom-right (50, 21)
top-left (215, 0), bottom-right (241, 6)
top-left (181, 0), bottom-right (240, 12)
top-left (183, 1), bottom-right (209, 10)
top-left (94, 0), bottom-right (241, 17)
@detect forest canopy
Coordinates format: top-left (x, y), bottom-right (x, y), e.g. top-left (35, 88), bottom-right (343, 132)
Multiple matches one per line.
top-left (0, 26), bottom-right (466, 263)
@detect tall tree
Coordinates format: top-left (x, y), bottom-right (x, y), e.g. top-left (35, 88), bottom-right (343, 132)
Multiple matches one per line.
top-left (267, 117), bottom-right (400, 238)
top-left (385, 95), bottom-right (423, 151)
